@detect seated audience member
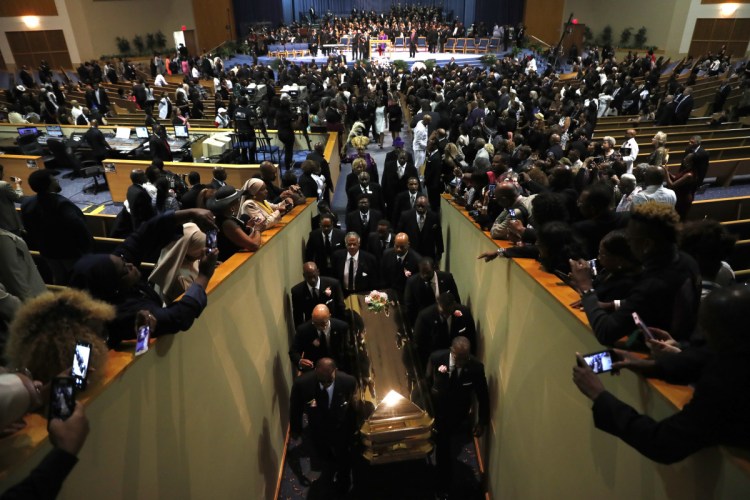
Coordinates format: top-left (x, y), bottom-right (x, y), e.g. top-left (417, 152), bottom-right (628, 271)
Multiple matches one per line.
top-left (490, 181), bottom-right (534, 241)
top-left (207, 185), bottom-right (262, 261)
top-left (0, 228), bottom-right (46, 302)
top-left (127, 169), bottom-right (157, 232)
top-left (390, 176), bottom-right (423, 227)
top-left (148, 223), bottom-right (206, 304)
top-left (380, 233), bottom-right (422, 301)
top-left (397, 195), bottom-right (444, 262)
top-left (572, 284), bottom-right (750, 464)
top-left (290, 262), bottom-right (346, 327)
top-left (20, 170), bottom-right (93, 284)
top-left (615, 173), bottom-right (638, 212)
top-left (179, 171), bottom-right (205, 209)
top-left (259, 161), bottom-right (305, 206)
top-left (298, 160), bottom-right (327, 202)
top-left (678, 219), bottom-right (737, 300)
top-left (289, 304), bottom-right (349, 371)
top-left (305, 213), bottom-right (345, 277)
top-left (366, 219), bottom-right (394, 263)
top-left (404, 257), bottom-right (460, 325)
top-left (535, 221), bottom-right (586, 275)
top-left (585, 230), bottom-right (641, 304)
top-left (569, 202), bottom-right (700, 346)
top-left (69, 209), bottom-right (218, 347)
top-left (630, 166), bottom-right (676, 209)
top-left (345, 194), bottom-right (382, 238)
top-left (209, 166), bottom-right (228, 190)
top-left (573, 182), bottom-right (629, 259)
top-left (4, 288), bottom-right (113, 384)
top-left (0, 165), bottom-right (24, 234)
top-left (1, 401), bottom-right (90, 499)
top-left (413, 292), bottom-right (476, 367)
top-left (346, 171), bottom-right (384, 213)
top-left (238, 178), bottom-right (293, 230)
top-left (332, 232), bottom-right (378, 295)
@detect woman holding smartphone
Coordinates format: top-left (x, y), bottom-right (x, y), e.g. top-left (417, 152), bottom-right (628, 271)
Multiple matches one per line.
top-left (238, 178), bottom-right (293, 230)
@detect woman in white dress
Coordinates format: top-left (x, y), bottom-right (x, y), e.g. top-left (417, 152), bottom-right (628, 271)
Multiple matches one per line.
top-left (374, 97), bottom-right (387, 149)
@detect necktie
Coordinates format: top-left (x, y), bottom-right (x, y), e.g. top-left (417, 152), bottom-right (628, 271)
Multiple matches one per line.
top-left (410, 194), bottom-right (416, 207)
top-left (324, 233), bottom-right (331, 252)
top-left (318, 385), bottom-right (330, 410)
top-left (381, 238), bottom-right (386, 250)
top-left (397, 256), bottom-right (403, 267)
top-left (312, 287), bottom-right (318, 299)
top-left (348, 257), bottom-right (355, 290)
top-left (362, 214), bottom-right (368, 227)
top-left (418, 215), bottom-right (425, 231)
top-left (318, 330), bottom-right (327, 350)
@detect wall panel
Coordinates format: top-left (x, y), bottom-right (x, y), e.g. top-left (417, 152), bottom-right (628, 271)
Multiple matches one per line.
top-left (524, 0), bottom-right (564, 45)
top-left (0, 0), bottom-right (57, 17)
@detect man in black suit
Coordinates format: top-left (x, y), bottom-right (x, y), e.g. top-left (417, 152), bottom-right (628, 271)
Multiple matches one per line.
top-left (686, 135), bottom-right (710, 185)
top-left (390, 177), bottom-right (422, 227)
top-left (305, 213), bottom-right (346, 278)
top-left (423, 139), bottom-right (444, 212)
top-left (290, 262), bottom-right (346, 327)
top-left (306, 142), bottom-right (334, 200)
top-left (331, 232), bottom-right (378, 295)
top-left (125, 169), bottom-right (156, 231)
top-left (179, 171), bottom-right (205, 209)
top-left (383, 137), bottom-right (414, 172)
top-left (673, 87), bottom-right (694, 125)
top-left (346, 171), bottom-right (384, 213)
top-left (209, 166), bottom-right (227, 189)
top-left (85, 82), bottom-right (110, 116)
top-left (426, 337), bottom-right (489, 495)
top-left (404, 257), bottom-right (460, 325)
top-left (397, 195), bottom-right (444, 263)
top-left (149, 124), bottom-right (173, 162)
top-left (382, 151), bottom-right (419, 220)
top-left (408, 29), bottom-right (418, 58)
top-left (414, 292), bottom-right (476, 367)
top-left (289, 305), bottom-right (349, 371)
top-left (344, 194), bottom-right (382, 238)
top-left (82, 120), bottom-right (113, 163)
top-left (289, 358), bottom-right (358, 493)
top-left (365, 219), bottom-right (394, 263)
top-left (380, 232), bottom-right (421, 301)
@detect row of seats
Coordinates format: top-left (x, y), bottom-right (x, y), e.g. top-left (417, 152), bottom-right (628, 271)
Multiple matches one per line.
top-left (267, 43), bottom-right (311, 58)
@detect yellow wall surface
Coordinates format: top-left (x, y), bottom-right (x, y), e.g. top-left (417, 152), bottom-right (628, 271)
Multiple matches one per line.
top-left (0, 202), bottom-right (314, 499)
top-left (441, 197), bottom-right (750, 499)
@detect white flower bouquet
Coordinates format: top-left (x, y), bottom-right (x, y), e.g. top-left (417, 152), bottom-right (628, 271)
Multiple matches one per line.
top-left (364, 290), bottom-right (389, 315)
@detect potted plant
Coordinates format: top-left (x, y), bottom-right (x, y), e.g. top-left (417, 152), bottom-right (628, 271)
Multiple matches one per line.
top-left (116, 37), bottom-right (131, 56)
top-left (424, 58), bottom-right (436, 71)
top-left (480, 54), bottom-right (497, 68)
top-left (146, 33), bottom-right (156, 53)
top-left (598, 26), bottom-right (613, 47)
top-left (392, 59), bottom-right (408, 72)
top-left (634, 27), bottom-right (648, 49)
top-left (132, 35), bottom-right (145, 55)
top-left (155, 31), bottom-right (167, 51)
top-left (619, 27), bottom-right (633, 48)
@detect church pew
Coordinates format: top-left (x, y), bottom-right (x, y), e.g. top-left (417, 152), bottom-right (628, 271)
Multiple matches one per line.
top-left (593, 120), bottom-right (739, 137)
top-left (687, 195), bottom-right (750, 222)
top-left (723, 219), bottom-right (750, 240)
top-left (727, 239), bottom-right (750, 273)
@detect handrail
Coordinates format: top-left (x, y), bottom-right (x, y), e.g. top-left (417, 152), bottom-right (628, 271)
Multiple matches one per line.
top-left (526, 34), bottom-right (552, 49)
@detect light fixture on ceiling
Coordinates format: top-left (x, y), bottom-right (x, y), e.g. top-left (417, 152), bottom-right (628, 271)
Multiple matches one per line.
top-left (719, 3), bottom-right (739, 17)
top-left (21, 16), bottom-right (40, 29)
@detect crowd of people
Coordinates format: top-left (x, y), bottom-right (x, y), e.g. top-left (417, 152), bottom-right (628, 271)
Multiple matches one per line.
top-left (2, 5), bottom-right (750, 495)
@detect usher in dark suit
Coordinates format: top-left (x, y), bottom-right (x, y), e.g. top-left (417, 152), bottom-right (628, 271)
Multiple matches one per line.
top-left (290, 277), bottom-right (346, 327)
top-left (365, 230), bottom-right (394, 263)
top-left (397, 208), bottom-right (444, 261)
top-left (331, 249), bottom-right (378, 295)
top-left (289, 318), bottom-right (349, 369)
top-left (305, 227), bottom-right (346, 277)
top-left (403, 270), bottom-right (460, 324)
top-left (344, 208), bottom-right (383, 238)
top-left (379, 248), bottom-right (422, 300)
top-left (381, 162), bottom-right (419, 218)
top-left (413, 304), bottom-right (476, 366)
top-left (390, 189), bottom-right (423, 226)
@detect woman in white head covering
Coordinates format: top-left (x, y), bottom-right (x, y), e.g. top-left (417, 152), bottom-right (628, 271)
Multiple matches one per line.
top-left (149, 223), bottom-right (206, 304)
top-left (238, 178), bottom-right (293, 230)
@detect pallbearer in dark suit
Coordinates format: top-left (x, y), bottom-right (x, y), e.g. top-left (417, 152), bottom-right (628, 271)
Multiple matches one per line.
top-left (331, 232), bottom-right (379, 295)
top-left (289, 304), bottom-right (350, 372)
top-left (290, 358), bottom-right (358, 493)
top-left (404, 257), bottom-right (461, 324)
top-left (344, 194), bottom-right (382, 239)
top-left (397, 195), bottom-right (444, 263)
top-left (413, 292), bottom-right (476, 368)
top-left (290, 262), bottom-right (346, 327)
top-left (380, 233), bottom-right (422, 301)
top-left (305, 214), bottom-right (346, 278)
top-left (390, 177), bottom-right (422, 227)
top-left (426, 337), bottom-right (489, 496)
top-left (365, 220), bottom-right (394, 264)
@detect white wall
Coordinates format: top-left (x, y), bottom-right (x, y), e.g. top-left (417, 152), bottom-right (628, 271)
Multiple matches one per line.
top-left (678, 0), bottom-right (750, 54)
top-left (0, 0), bottom-right (80, 69)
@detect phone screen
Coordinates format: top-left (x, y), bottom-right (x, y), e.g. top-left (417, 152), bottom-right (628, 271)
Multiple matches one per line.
top-left (71, 341), bottom-right (91, 390)
top-left (631, 312), bottom-right (654, 341)
top-left (206, 229), bottom-right (218, 250)
top-left (49, 377), bottom-right (76, 421)
top-left (507, 208), bottom-right (517, 220)
top-left (135, 325), bottom-right (151, 356)
top-left (582, 350), bottom-right (614, 374)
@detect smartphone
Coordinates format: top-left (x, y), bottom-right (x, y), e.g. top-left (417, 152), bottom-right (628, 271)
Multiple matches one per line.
top-left (507, 208), bottom-right (517, 220)
top-left (71, 341), bottom-right (92, 390)
top-left (554, 269), bottom-right (575, 288)
top-left (10, 176), bottom-right (20, 182)
top-left (588, 259), bottom-right (599, 277)
top-left (49, 377), bottom-right (76, 421)
top-left (487, 184), bottom-right (496, 195)
top-left (631, 311), bottom-right (655, 341)
top-left (135, 325), bottom-right (151, 356)
top-left (205, 229), bottom-right (218, 250)
top-left (580, 350), bottom-right (614, 374)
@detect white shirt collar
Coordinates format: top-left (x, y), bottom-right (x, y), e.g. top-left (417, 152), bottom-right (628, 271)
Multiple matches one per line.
top-left (308, 277), bottom-right (321, 294)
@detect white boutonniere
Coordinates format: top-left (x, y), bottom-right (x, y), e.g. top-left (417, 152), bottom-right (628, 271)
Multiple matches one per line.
top-left (404, 269), bottom-right (412, 277)
top-left (453, 310), bottom-right (463, 318)
top-left (324, 287), bottom-right (332, 297)
top-left (307, 399), bottom-right (317, 407)
top-left (312, 339), bottom-right (321, 347)
top-left (438, 365), bottom-right (448, 373)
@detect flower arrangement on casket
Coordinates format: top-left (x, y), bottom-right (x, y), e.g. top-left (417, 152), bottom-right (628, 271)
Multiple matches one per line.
top-left (364, 290), bottom-right (389, 314)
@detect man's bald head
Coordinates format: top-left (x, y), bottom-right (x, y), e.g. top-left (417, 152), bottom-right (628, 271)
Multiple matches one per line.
top-left (315, 357), bottom-right (337, 386)
top-left (495, 181), bottom-right (520, 208)
top-left (311, 304), bottom-right (331, 328)
top-left (644, 166), bottom-right (666, 186)
top-left (394, 232), bottom-right (410, 256)
top-left (302, 262), bottom-right (320, 286)
top-left (451, 336), bottom-right (471, 368)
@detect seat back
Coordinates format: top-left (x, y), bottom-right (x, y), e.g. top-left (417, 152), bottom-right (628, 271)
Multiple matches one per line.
top-left (446, 38), bottom-right (456, 49)
top-left (456, 38), bottom-right (466, 50)
top-left (47, 138), bottom-right (83, 171)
